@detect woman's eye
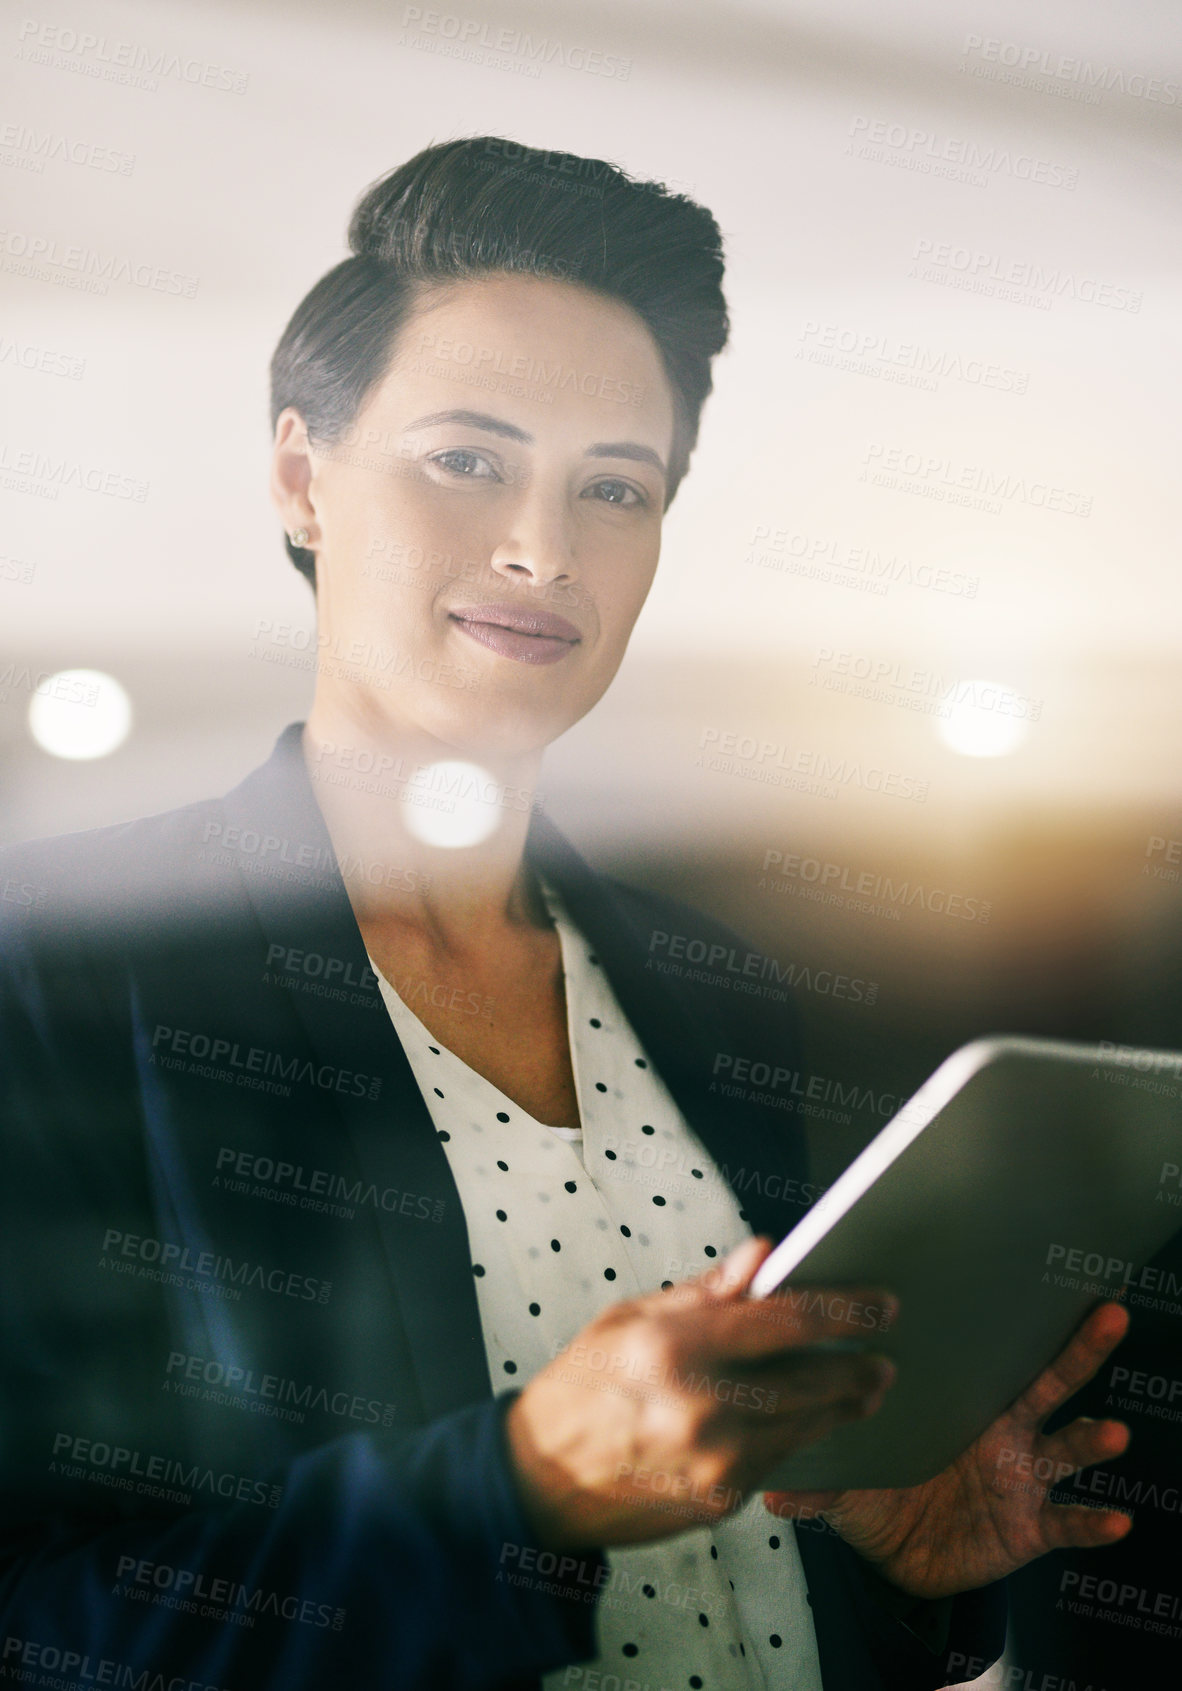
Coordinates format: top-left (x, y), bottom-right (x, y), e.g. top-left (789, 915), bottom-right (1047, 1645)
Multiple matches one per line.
top-left (429, 448), bottom-right (500, 480)
top-left (586, 478), bottom-right (645, 508)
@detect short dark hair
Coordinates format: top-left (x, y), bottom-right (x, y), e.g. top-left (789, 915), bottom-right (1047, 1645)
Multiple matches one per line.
top-left (269, 136), bottom-right (730, 588)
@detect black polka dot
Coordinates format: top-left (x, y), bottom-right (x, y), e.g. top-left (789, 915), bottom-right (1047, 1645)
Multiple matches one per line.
top-left (692, 1168), bottom-right (703, 1179)
top-left (604, 1267), bottom-right (616, 1280)
top-left (428, 1045), bottom-right (440, 1055)
top-left (550, 1239), bottom-right (561, 1252)
top-left (709, 1545), bottom-right (718, 1560)
top-left (768, 1534), bottom-right (780, 1549)
top-left (620, 1224), bottom-right (631, 1237)
top-left (503, 1361), bottom-right (517, 1374)
top-left (528, 1302), bottom-right (541, 1316)
top-left (622, 1643), bottom-right (638, 1658)
top-left (728, 1578), bottom-right (734, 1590)
top-left (642, 1584), bottom-right (655, 1599)
top-left (497, 1160), bottom-right (509, 1171)
top-left (641, 1124), bottom-right (655, 1136)
top-left (605, 1149), bottom-right (617, 1161)
top-left (698, 1613), bottom-right (709, 1628)
top-left (661, 1280), bottom-right (673, 1289)
top-left (564, 1180), bottom-right (577, 1193)
top-left (635, 1058), bottom-right (647, 1068)
top-left (769, 1634), bottom-right (782, 1649)
top-left (595, 1082), bottom-right (607, 1093)
top-left (589, 1018), bottom-right (602, 1028)
top-left (690, 1679), bottom-right (703, 1689)
top-left (496, 1210), bottom-right (507, 1222)
top-left (433, 1087), bottom-right (444, 1098)
top-left (704, 1246), bottom-right (717, 1258)
top-left (739, 1644), bottom-right (746, 1657)
top-left (652, 1195), bottom-right (666, 1206)
top-left (496, 1111), bottom-right (510, 1122)
top-left (473, 1264), bottom-right (485, 1276)
top-left (437, 1130), bottom-right (450, 1141)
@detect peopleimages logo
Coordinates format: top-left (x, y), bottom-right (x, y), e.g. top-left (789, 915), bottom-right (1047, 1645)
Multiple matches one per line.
top-left (15, 18), bottom-right (250, 93)
top-left (759, 848), bottom-right (991, 925)
top-left (647, 928), bottom-right (878, 1006)
top-left (0, 121), bottom-right (136, 175)
top-left (51, 1430), bottom-right (282, 1509)
top-left (860, 443), bottom-right (1091, 520)
top-left (0, 441), bottom-right (149, 501)
top-left (100, 1228), bottom-right (331, 1305)
top-left (847, 115), bottom-right (1078, 189)
top-left (400, 13), bottom-right (632, 81)
top-left (910, 238), bottom-right (1141, 313)
top-left (214, 1147), bottom-right (446, 1225)
top-left (0, 1637), bottom-right (233, 1690)
top-left (696, 728), bottom-right (928, 804)
top-left (412, 328), bottom-right (644, 404)
top-left (960, 34), bottom-right (1179, 106)
top-left (748, 522), bottom-right (981, 599)
top-left (164, 1351), bottom-right (397, 1428)
top-left (149, 1023), bottom-right (383, 1101)
top-left (112, 1555), bottom-right (345, 1631)
top-left (0, 228), bottom-right (199, 296)
top-left (711, 1051), bottom-right (898, 1122)
top-left (797, 320), bottom-right (1029, 398)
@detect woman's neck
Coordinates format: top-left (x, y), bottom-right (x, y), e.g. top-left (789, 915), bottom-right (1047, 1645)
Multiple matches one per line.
top-left (301, 700), bottom-right (550, 953)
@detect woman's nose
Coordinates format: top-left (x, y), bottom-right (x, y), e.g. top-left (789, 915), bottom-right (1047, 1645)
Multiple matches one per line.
top-left (488, 494), bottom-right (577, 587)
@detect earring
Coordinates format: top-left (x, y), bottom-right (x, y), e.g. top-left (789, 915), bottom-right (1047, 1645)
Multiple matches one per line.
top-left (290, 527), bottom-right (310, 546)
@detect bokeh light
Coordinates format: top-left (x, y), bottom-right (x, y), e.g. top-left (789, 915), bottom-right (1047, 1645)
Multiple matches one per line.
top-left (27, 670), bottom-right (133, 761)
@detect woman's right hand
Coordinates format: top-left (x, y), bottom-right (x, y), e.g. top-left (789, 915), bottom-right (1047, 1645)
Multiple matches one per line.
top-left (504, 1234), bottom-right (897, 1551)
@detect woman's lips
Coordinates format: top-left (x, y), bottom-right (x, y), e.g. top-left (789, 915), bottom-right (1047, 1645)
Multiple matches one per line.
top-left (448, 604), bottom-right (582, 667)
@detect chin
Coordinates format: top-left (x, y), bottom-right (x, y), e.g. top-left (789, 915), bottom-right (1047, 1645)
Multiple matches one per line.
top-left (433, 699), bottom-right (575, 762)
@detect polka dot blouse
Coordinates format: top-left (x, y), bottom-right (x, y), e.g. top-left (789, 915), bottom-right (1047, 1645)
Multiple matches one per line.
top-left (369, 874), bottom-right (823, 1691)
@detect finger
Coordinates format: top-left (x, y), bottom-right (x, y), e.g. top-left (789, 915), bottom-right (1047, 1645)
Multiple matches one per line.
top-left (728, 1365), bottom-right (894, 1476)
top-left (732, 1400), bottom-right (877, 1489)
top-left (700, 1235), bottom-right (776, 1298)
top-left (1012, 1301), bottom-right (1130, 1427)
top-left (763, 1489), bottom-right (842, 1519)
top-left (703, 1285), bottom-right (899, 1360)
top-left (755, 1350), bottom-right (896, 1415)
top-left (1038, 1417), bottom-right (1131, 1484)
top-left (1036, 1503), bottom-right (1133, 1553)
top-left (658, 1237), bottom-right (776, 1311)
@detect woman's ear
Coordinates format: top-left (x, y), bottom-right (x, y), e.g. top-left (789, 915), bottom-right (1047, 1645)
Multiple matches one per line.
top-left (270, 408), bottom-right (317, 542)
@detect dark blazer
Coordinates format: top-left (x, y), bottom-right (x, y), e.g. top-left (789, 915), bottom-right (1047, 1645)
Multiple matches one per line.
top-left (0, 722), bottom-right (1005, 1690)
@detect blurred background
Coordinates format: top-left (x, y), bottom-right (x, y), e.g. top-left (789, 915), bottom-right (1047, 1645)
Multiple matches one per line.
top-left (3, 2), bottom-right (1180, 1683)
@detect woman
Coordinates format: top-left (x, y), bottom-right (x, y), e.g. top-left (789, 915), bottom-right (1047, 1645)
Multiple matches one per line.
top-left (0, 137), bottom-right (1131, 1691)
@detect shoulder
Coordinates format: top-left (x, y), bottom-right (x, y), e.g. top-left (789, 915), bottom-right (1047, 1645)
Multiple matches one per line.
top-left (1, 795), bottom-right (221, 873)
top-left (0, 793), bottom-right (230, 948)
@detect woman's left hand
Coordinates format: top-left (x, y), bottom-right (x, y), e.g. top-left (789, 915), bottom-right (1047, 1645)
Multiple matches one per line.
top-left (764, 1299), bottom-right (1133, 1599)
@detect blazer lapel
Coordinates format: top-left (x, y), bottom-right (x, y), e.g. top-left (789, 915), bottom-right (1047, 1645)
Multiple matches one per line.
top-left (523, 810), bottom-right (810, 1246)
top-left (218, 725), bottom-right (493, 1423)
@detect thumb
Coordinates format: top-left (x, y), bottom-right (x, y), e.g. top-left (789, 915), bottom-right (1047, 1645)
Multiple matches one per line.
top-left (698, 1235), bottom-right (776, 1300)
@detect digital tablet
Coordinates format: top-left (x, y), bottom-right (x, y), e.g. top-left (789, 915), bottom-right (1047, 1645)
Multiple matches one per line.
top-left (749, 1034), bottom-right (1182, 1491)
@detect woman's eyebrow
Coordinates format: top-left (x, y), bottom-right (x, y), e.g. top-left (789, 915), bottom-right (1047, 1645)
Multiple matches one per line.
top-left (402, 409), bottom-right (533, 443)
top-left (587, 441), bottom-right (667, 478)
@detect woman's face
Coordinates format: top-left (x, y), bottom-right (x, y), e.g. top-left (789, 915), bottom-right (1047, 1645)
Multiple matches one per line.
top-left (275, 273), bottom-right (676, 759)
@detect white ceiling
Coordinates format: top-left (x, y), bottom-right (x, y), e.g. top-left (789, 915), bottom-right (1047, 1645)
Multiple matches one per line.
top-left (2, 0), bottom-right (1179, 832)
